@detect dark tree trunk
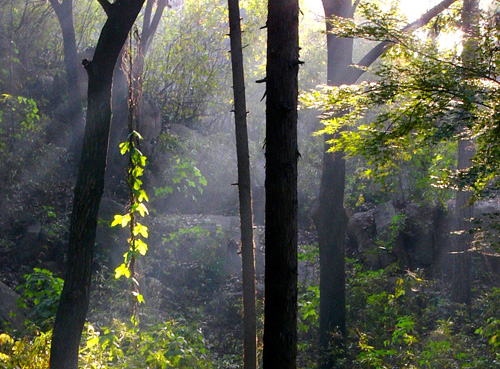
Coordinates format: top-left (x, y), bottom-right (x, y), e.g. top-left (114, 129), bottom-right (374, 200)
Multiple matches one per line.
top-left (262, 0), bottom-right (300, 368)
top-left (227, 1), bottom-right (257, 368)
top-left (49, 1), bottom-right (145, 368)
top-left (452, 0), bottom-right (478, 305)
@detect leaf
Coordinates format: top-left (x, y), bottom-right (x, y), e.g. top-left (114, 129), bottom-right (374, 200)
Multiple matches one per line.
top-left (136, 203), bottom-right (149, 217)
top-left (119, 142), bottom-right (130, 155)
top-left (135, 239), bottom-right (148, 255)
top-left (137, 189), bottom-right (149, 202)
top-left (135, 292), bottom-right (146, 304)
top-left (111, 214), bottom-right (123, 227)
top-left (133, 224), bottom-right (149, 238)
top-left (86, 336), bottom-right (99, 349)
top-left (115, 264), bottom-right (131, 279)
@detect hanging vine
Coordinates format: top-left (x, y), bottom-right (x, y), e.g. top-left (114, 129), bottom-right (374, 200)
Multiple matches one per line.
top-left (110, 28), bottom-right (149, 325)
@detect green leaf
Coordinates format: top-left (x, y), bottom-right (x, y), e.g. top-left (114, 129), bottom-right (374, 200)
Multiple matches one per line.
top-left (119, 142), bottom-right (130, 155)
top-left (133, 223), bottom-right (149, 238)
top-left (115, 264), bottom-right (131, 279)
top-left (134, 292), bottom-right (145, 304)
top-left (137, 189), bottom-right (149, 202)
top-left (135, 239), bottom-right (148, 255)
top-left (136, 203), bottom-right (149, 217)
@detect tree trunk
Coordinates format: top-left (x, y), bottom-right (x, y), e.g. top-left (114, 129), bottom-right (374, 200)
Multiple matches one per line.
top-left (316, 1), bottom-right (460, 366)
top-left (315, 2), bottom-right (353, 367)
top-left (49, 1), bottom-right (145, 368)
top-left (49, 0), bottom-right (84, 158)
top-left (262, 1), bottom-right (300, 368)
top-left (227, 1), bottom-right (257, 368)
top-left (452, 0), bottom-right (479, 305)
top-left (50, 0), bottom-right (79, 100)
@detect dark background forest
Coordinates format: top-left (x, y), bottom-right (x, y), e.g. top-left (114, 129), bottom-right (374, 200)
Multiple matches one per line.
top-left (1, 0), bottom-right (500, 368)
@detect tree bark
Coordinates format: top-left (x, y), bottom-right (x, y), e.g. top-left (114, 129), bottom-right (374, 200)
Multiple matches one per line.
top-left (228, 1), bottom-right (257, 368)
top-left (262, 0), bottom-right (300, 368)
top-left (49, 1), bottom-right (145, 368)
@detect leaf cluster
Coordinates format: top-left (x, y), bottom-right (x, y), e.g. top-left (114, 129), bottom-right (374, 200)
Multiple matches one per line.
top-left (303, 5), bottom-right (500, 200)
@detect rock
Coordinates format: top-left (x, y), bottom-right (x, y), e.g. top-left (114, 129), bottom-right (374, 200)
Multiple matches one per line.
top-left (16, 222), bottom-right (42, 264)
top-left (0, 281), bottom-right (26, 332)
top-left (373, 202), bottom-right (397, 237)
top-left (347, 209), bottom-right (375, 254)
top-left (138, 100), bottom-right (162, 157)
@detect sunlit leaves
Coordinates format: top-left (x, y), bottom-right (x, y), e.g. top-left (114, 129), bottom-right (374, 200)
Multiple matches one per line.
top-left (115, 264), bottom-right (131, 279)
top-left (111, 214), bottom-right (132, 228)
top-left (133, 224), bottom-right (149, 238)
top-left (303, 4), bottom-right (500, 202)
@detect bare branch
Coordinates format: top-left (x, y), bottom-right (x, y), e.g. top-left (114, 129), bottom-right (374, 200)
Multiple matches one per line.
top-left (142, 0), bottom-right (167, 54)
top-left (403, 0), bottom-right (458, 33)
top-left (142, 0), bottom-right (154, 34)
top-left (352, 0), bottom-right (459, 82)
top-left (351, 0), bottom-right (361, 15)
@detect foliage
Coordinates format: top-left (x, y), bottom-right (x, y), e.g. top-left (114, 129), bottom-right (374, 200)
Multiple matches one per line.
top-left (0, 320), bottom-right (213, 369)
top-left (16, 268), bottom-right (63, 331)
top-left (80, 320), bottom-right (212, 368)
top-left (144, 0), bottom-right (231, 131)
top-left (154, 155), bottom-right (207, 199)
top-left (0, 331), bottom-right (51, 369)
top-left (302, 3), bottom-right (500, 200)
top-left (162, 225), bottom-right (225, 279)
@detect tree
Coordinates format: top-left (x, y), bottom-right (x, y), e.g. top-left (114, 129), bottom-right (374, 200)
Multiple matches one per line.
top-left (48, 0), bottom-right (79, 103)
top-left (451, 0), bottom-right (479, 306)
top-left (49, 0), bottom-right (146, 367)
top-left (48, 0), bottom-right (87, 159)
top-left (262, 0), bottom-right (300, 368)
top-left (227, 0), bottom-right (257, 368)
top-left (314, 1), bottom-right (459, 367)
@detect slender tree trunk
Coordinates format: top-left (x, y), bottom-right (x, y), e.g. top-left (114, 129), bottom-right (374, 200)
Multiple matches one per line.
top-left (452, 0), bottom-right (479, 305)
top-left (50, 0), bottom-right (79, 101)
top-left (315, 2), bottom-right (353, 367)
top-left (262, 0), bottom-right (300, 368)
top-left (228, 1), bottom-right (257, 368)
top-left (49, 0), bottom-right (85, 158)
top-left (49, 1), bottom-right (145, 368)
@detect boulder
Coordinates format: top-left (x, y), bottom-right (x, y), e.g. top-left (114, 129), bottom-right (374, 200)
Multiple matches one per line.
top-left (0, 281), bottom-right (26, 332)
top-left (16, 222), bottom-right (42, 264)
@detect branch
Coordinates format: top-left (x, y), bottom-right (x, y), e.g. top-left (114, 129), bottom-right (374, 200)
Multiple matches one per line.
top-left (48, 0), bottom-right (61, 12)
top-left (403, 0), bottom-right (458, 33)
top-left (351, 0), bottom-right (361, 15)
top-left (97, 0), bottom-right (112, 17)
top-left (142, 0), bottom-right (154, 36)
top-left (352, 0), bottom-right (459, 82)
top-left (142, 0), bottom-right (167, 54)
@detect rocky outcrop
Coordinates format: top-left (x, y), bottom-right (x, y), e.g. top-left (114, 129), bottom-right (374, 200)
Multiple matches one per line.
top-left (347, 202), bottom-right (450, 270)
